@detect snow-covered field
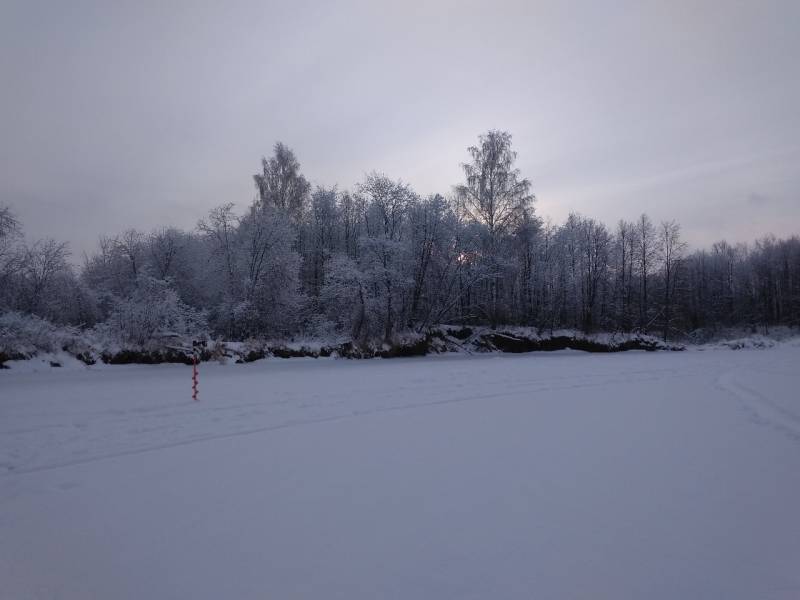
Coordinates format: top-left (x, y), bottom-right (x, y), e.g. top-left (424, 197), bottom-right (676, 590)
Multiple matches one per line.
top-left (2, 347), bottom-right (800, 600)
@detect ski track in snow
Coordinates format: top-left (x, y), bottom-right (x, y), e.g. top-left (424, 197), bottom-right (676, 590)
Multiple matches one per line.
top-left (2, 359), bottom-right (702, 475)
top-left (716, 369), bottom-right (800, 443)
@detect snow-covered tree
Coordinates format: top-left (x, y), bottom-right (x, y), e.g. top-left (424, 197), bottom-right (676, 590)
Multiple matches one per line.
top-left (455, 130), bottom-right (535, 327)
top-left (253, 142), bottom-right (311, 223)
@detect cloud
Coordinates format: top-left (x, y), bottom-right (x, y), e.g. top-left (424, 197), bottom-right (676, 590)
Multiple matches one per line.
top-left (2, 0), bottom-right (799, 255)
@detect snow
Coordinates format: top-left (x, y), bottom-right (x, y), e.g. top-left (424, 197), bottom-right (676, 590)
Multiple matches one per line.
top-left (2, 348), bottom-right (800, 599)
top-left (0, 352), bottom-right (94, 373)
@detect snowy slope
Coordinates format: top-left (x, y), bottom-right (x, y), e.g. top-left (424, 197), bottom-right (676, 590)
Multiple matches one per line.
top-left (1, 348), bottom-right (800, 599)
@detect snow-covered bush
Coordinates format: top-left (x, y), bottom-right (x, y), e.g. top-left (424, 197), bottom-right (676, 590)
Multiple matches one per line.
top-left (0, 311), bottom-right (58, 356)
top-left (98, 276), bottom-right (207, 350)
top-left (689, 326), bottom-right (800, 349)
top-left (0, 311), bottom-right (92, 359)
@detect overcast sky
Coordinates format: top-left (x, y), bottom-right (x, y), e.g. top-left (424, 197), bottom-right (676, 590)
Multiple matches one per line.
top-left (2, 0), bottom-right (798, 258)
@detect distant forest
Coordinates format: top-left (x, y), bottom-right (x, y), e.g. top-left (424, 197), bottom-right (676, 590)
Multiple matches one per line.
top-left (2, 131), bottom-right (798, 349)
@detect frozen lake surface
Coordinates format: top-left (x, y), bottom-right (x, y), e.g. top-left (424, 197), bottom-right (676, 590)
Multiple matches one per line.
top-left (2, 347), bottom-right (800, 599)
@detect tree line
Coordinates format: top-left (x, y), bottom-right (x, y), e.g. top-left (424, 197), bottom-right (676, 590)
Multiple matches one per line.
top-left (1, 131), bottom-right (798, 347)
